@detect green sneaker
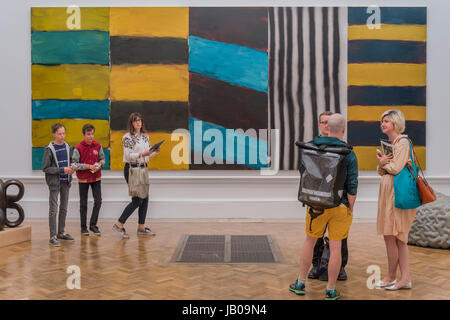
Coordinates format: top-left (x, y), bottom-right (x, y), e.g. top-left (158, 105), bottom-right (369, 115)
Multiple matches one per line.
top-left (289, 280), bottom-right (306, 295)
top-left (325, 288), bottom-right (341, 300)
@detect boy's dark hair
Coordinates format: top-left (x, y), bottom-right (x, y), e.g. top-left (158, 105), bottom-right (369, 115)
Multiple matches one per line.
top-left (82, 123), bottom-right (95, 135)
top-left (51, 123), bottom-right (66, 133)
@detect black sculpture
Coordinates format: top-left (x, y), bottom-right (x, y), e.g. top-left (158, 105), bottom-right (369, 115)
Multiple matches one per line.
top-left (0, 179), bottom-right (25, 231)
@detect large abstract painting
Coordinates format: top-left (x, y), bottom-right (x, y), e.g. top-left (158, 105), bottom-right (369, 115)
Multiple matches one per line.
top-left (31, 6), bottom-right (427, 171)
top-left (31, 7), bottom-right (111, 169)
top-left (108, 7), bottom-right (189, 170)
top-left (189, 8), bottom-right (268, 170)
top-left (269, 7), bottom-right (348, 170)
top-left (347, 7), bottom-right (427, 170)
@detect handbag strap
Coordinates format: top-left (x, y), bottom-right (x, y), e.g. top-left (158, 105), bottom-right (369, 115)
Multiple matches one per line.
top-left (403, 137), bottom-right (430, 185)
top-left (402, 138), bottom-right (419, 180)
top-left (399, 137), bottom-right (416, 168)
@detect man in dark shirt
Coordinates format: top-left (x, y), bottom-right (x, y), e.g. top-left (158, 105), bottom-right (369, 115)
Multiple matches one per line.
top-left (289, 114), bottom-right (358, 300)
top-left (309, 111), bottom-right (350, 281)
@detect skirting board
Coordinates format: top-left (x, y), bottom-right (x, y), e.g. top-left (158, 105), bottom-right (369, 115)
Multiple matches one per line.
top-left (3, 175), bottom-right (449, 219)
top-left (0, 225), bottom-right (31, 248)
top-left (19, 199), bottom-right (378, 219)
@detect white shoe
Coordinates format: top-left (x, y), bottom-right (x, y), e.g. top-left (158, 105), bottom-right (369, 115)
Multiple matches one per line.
top-left (137, 227), bottom-right (156, 236)
top-left (385, 282), bottom-right (412, 290)
top-left (374, 279), bottom-right (397, 288)
top-left (113, 224), bottom-right (129, 239)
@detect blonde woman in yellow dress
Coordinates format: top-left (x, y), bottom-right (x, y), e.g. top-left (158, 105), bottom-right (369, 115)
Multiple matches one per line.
top-left (375, 109), bottom-right (416, 290)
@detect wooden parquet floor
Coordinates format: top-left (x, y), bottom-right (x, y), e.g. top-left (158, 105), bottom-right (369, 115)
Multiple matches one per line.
top-left (0, 219), bottom-right (448, 300)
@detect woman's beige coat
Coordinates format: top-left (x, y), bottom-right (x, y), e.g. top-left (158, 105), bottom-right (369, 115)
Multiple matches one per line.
top-left (377, 135), bottom-right (417, 243)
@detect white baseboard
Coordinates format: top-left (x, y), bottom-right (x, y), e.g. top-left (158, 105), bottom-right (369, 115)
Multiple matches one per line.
top-left (18, 198), bottom-right (379, 219)
top-left (2, 175), bottom-right (449, 220)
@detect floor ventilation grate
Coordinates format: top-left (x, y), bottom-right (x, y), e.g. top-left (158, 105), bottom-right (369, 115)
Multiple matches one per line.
top-left (174, 235), bottom-right (279, 263)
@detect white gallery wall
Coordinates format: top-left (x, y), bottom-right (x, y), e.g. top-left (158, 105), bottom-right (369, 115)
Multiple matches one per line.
top-left (0, 0), bottom-right (449, 220)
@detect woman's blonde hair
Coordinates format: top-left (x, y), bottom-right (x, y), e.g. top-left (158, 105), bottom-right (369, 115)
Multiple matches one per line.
top-left (380, 109), bottom-right (406, 133)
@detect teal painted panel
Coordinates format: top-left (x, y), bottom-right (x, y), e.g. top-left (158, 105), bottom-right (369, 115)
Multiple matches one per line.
top-left (32, 31), bottom-right (109, 65)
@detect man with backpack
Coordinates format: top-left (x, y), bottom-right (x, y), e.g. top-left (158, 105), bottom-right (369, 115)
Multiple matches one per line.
top-left (309, 112), bottom-right (350, 281)
top-left (289, 113), bottom-right (358, 300)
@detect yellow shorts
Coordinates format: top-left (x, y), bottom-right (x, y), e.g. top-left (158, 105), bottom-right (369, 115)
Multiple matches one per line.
top-left (305, 205), bottom-right (353, 241)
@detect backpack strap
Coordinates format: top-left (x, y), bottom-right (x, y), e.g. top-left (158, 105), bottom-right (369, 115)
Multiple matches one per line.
top-left (295, 141), bottom-right (351, 155)
top-left (308, 207), bottom-right (325, 232)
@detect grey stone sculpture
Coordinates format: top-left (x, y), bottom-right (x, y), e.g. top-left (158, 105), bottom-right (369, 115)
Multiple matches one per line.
top-left (0, 179), bottom-right (25, 231)
top-left (408, 192), bottom-right (450, 249)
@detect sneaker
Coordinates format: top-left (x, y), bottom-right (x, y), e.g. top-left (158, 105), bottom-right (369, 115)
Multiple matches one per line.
top-left (89, 225), bottom-right (101, 236)
top-left (57, 233), bottom-right (75, 241)
top-left (81, 227), bottom-right (90, 236)
top-left (49, 237), bottom-right (61, 247)
top-left (113, 224), bottom-right (129, 239)
top-left (137, 227), bottom-right (156, 236)
top-left (289, 280), bottom-right (306, 295)
top-left (325, 289), bottom-right (341, 300)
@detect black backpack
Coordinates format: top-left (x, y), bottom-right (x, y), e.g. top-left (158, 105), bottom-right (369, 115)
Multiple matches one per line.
top-left (295, 141), bottom-right (352, 230)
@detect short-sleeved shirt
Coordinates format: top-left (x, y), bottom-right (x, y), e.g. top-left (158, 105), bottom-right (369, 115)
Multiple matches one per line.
top-left (52, 142), bottom-right (69, 185)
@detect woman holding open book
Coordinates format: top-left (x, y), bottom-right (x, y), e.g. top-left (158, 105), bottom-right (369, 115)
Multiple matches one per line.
top-left (375, 109), bottom-right (416, 290)
top-left (113, 112), bottom-right (160, 239)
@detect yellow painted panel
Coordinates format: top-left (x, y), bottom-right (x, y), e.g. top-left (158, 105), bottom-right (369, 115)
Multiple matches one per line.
top-left (110, 131), bottom-right (126, 170)
top-left (348, 24), bottom-right (426, 42)
top-left (110, 131), bottom-right (189, 170)
top-left (348, 106), bottom-right (426, 122)
top-left (31, 7), bottom-right (109, 31)
top-left (354, 146), bottom-right (426, 171)
top-left (32, 119), bottom-right (110, 148)
top-left (147, 132), bottom-right (190, 170)
top-left (348, 63), bottom-right (426, 87)
top-left (110, 65), bottom-right (189, 102)
top-left (110, 7), bottom-right (188, 38)
top-left (32, 65), bottom-right (109, 100)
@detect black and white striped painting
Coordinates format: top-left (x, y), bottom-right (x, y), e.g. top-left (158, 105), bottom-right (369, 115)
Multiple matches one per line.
top-left (268, 7), bottom-right (348, 170)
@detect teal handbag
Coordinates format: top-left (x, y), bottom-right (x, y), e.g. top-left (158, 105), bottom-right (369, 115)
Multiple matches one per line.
top-left (393, 138), bottom-right (421, 209)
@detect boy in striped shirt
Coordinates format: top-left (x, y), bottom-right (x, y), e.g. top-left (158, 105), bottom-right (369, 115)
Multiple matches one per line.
top-left (42, 123), bottom-right (77, 246)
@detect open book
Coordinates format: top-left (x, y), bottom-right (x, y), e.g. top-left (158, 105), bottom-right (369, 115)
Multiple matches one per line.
top-left (380, 139), bottom-right (393, 155)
